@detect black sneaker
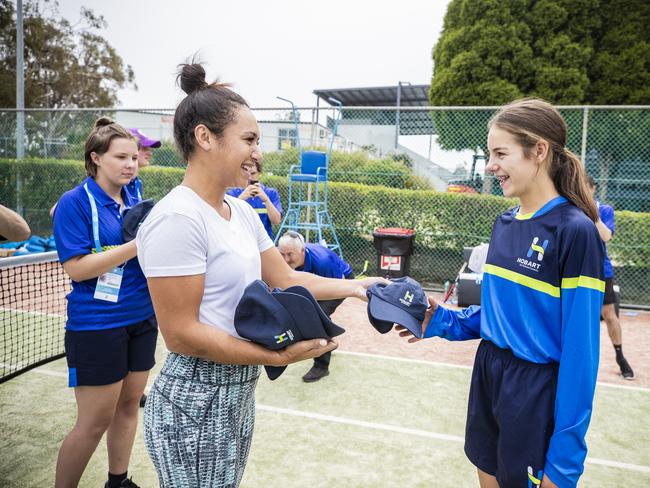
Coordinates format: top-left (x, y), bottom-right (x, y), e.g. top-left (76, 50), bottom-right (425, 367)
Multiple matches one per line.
top-left (104, 477), bottom-right (141, 488)
top-left (139, 394), bottom-right (147, 408)
top-left (302, 366), bottom-right (329, 383)
top-left (617, 356), bottom-right (635, 380)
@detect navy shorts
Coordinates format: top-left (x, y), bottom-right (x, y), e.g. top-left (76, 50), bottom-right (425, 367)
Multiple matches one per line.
top-left (464, 340), bottom-right (558, 488)
top-left (603, 277), bottom-right (617, 305)
top-left (65, 315), bottom-right (158, 387)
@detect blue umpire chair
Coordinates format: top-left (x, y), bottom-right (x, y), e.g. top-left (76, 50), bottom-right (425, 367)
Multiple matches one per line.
top-left (274, 97), bottom-right (343, 258)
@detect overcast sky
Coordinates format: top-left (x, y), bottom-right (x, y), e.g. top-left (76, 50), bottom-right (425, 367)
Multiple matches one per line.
top-left (59, 0), bottom-right (451, 109)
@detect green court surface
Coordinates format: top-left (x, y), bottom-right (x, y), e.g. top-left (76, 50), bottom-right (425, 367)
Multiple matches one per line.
top-left (0, 308), bottom-right (65, 379)
top-left (1, 344), bottom-right (649, 487)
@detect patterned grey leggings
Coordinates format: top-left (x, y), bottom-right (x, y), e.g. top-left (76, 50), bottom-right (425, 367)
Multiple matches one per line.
top-left (144, 353), bottom-right (260, 488)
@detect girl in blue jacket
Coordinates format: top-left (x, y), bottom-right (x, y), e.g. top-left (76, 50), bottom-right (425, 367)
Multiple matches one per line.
top-left (402, 99), bottom-right (604, 488)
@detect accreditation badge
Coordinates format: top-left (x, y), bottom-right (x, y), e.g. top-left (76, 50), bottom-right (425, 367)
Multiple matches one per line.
top-left (94, 267), bottom-right (124, 303)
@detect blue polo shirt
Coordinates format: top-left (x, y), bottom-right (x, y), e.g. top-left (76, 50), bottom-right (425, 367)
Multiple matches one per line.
top-left (299, 243), bottom-right (352, 278)
top-left (227, 183), bottom-right (283, 239)
top-left (596, 200), bottom-right (615, 279)
top-left (53, 176), bottom-right (153, 331)
top-left (124, 176), bottom-right (144, 203)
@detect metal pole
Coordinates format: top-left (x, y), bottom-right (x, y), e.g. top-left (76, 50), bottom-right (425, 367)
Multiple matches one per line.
top-left (16, 0), bottom-right (25, 215)
top-left (394, 82), bottom-right (402, 150)
top-left (580, 107), bottom-right (589, 165)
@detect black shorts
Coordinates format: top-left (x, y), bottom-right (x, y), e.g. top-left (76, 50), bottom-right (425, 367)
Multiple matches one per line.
top-left (65, 315), bottom-right (158, 387)
top-left (464, 340), bottom-right (558, 488)
top-left (603, 277), bottom-right (617, 305)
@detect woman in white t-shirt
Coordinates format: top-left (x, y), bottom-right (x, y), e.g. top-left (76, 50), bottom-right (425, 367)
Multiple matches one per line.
top-left (137, 63), bottom-right (383, 488)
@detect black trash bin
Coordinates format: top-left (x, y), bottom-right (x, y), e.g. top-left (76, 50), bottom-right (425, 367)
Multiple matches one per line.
top-left (372, 227), bottom-right (415, 279)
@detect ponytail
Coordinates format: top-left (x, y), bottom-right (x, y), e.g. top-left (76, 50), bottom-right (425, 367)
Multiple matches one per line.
top-left (490, 98), bottom-right (599, 223)
top-left (551, 149), bottom-right (599, 222)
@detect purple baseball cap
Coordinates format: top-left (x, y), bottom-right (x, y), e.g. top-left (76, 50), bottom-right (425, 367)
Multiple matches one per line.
top-left (129, 128), bottom-right (161, 148)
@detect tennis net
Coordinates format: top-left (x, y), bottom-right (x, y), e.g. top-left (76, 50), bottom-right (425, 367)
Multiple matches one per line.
top-left (0, 251), bottom-right (69, 383)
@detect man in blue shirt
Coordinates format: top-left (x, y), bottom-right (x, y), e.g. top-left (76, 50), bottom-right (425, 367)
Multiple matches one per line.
top-left (227, 162), bottom-right (282, 239)
top-left (588, 177), bottom-right (634, 379)
top-left (278, 231), bottom-right (353, 382)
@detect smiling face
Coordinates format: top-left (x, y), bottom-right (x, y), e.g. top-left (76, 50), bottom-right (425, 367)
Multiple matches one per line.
top-left (91, 137), bottom-right (139, 189)
top-left (486, 126), bottom-right (543, 199)
top-left (215, 107), bottom-right (262, 188)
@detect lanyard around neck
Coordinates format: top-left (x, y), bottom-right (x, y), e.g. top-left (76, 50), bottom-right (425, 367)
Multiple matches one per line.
top-left (83, 183), bottom-right (103, 253)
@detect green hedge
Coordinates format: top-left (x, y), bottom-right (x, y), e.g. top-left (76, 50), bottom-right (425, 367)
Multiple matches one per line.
top-left (262, 148), bottom-right (431, 189)
top-left (2, 158), bottom-right (649, 304)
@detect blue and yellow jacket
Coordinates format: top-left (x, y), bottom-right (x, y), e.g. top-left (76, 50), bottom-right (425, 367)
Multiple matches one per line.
top-left (426, 196), bottom-right (605, 488)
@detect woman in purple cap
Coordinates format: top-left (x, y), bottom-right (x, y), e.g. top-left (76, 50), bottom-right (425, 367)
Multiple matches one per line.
top-left (125, 128), bottom-right (161, 202)
top-left (136, 61), bottom-right (384, 488)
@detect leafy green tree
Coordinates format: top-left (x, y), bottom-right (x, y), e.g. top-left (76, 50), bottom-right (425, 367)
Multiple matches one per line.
top-left (0, 1), bottom-right (135, 158)
top-left (429, 0), bottom-right (601, 157)
top-left (0, 0), bottom-right (135, 108)
top-left (587, 0), bottom-right (650, 104)
top-left (429, 0), bottom-right (649, 209)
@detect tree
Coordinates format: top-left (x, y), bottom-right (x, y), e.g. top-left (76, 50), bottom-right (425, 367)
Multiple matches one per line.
top-left (587, 0), bottom-right (650, 104)
top-left (429, 0), bottom-right (601, 156)
top-left (429, 0), bottom-right (650, 210)
top-left (0, 1), bottom-right (136, 159)
top-left (0, 0), bottom-right (135, 108)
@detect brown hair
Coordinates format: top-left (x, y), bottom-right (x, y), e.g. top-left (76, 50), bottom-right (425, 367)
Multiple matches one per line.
top-left (489, 98), bottom-right (598, 222)
top-left (84, 117), bottom-right (136, 177)
top-left (174, 62), bottom-right (249, 160)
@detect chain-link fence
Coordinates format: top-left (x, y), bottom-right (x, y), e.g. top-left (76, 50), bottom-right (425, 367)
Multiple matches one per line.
top-left (1, 106), bottom-right (649, 305)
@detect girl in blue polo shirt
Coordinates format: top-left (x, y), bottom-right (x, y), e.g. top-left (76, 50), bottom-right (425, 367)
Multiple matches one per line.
top-left (402, 99), bottom-right (605, 488)
top-left (52, 118), bottom-right (156, 488)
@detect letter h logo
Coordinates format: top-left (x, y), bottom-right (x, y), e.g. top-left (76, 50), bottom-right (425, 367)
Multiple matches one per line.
top-left (527, 237), bottom-right (548, 261)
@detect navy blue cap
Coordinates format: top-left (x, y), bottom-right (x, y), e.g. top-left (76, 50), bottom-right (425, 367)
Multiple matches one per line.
top-left (366, 277), bottom-right (428, 338)
top-left (234, 280), bottom-right (345, 380)
top-left (283, 285), bottom-right (345, 337)
top-left (122, 199), bottom-right (155, 242)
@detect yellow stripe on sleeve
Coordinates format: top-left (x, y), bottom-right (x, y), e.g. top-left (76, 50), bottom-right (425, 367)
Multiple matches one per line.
top-left (561, 276), bottom-right (606, 292)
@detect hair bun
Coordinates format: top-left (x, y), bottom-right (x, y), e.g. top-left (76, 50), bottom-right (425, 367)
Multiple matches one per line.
top-left (178, 63), bottom-right (208, 95)
top-left (95, 116), bottom-right (114, 128)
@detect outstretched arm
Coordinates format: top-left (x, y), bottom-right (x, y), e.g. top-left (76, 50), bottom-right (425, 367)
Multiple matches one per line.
top-left (147, 273), bottom-right (336, 365)
top-left (0, 204), bottom-right (30, 241)
top-left (261, 246), bottom-right (386, 301)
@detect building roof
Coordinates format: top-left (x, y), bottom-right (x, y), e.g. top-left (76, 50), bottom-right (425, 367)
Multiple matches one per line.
top-left (313, 84), bottom-right (430, 107)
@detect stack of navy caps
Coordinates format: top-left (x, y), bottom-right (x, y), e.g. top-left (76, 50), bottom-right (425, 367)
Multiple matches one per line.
top-left (366, 276), bottom-right (428, 338)
top-left (234, 280), bottom-right (345, 380)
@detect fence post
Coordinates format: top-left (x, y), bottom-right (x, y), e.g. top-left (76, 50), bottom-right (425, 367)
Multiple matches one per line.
top-left (580, 106), bottom-right (589, 165)
top-left (394, 83), bottom-right (402, 150)
top-left (310, 107), bottom-right (316, 148)
top-left (15, 0), bottom-right (25, 216)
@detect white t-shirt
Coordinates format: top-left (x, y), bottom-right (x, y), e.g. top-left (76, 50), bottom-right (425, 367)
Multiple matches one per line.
top-left (137, 185), bottom-right (274, 338)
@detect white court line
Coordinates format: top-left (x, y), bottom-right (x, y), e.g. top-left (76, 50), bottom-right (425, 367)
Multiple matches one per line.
top-left (335, 350), bottom-right (650, 393)
top-left (0, 306), bottom-right (65, 320)
top-left (32, 368), bottom-right (66, 378)
top-left (256, 404), bottom-right (465, 443)
top-left (15, 366), bottom-right (650, 475)
top-left (257, 404), bottom-right (650, 475)
top-left (335, 349), bottom-right (473, 370)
